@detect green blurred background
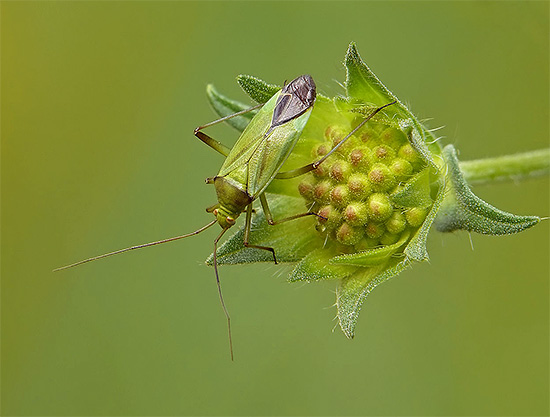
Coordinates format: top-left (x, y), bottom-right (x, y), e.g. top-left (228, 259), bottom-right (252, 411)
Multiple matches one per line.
top-left (2, 2), bottom-right (548, 415)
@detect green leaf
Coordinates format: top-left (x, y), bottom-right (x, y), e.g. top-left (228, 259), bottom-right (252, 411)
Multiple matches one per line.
top-left (345, 42), bottom-right (438, 169)
top-left (404, 177), bottom-right (445, 261)
top-left (392, 168), bottom-right (433, 208)
top-left (435, 145), bottom-right (540, 235)
top-left (289, 247), bottom-right (357, 282)
top-left (336, 258), bottom-right (411, 338)
top-left (345, 42), bottom-right (394, 105)
top-left (206, 84), bottom-right (255, 132)
top-left (237, 74), bottom-right (280, 104)
top-left (329, 231), bottom-right (410, 267)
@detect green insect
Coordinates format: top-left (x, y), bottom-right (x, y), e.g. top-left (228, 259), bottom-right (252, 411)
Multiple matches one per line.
top-left (55, 74), bottom-right (395, 359)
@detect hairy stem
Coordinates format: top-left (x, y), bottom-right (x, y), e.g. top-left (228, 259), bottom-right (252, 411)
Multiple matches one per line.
top-left (459, 149), bottom-right (550, 185)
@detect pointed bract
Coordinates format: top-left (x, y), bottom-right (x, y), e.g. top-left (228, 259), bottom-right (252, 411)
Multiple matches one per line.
top-left (435, 145), bottom-right (540, 235)
top-left (237, 74), bottom-right (281, 104)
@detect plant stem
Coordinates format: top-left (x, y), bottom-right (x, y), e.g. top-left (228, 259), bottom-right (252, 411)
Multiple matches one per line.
top-left (459, 149), bottom-right (550, 185)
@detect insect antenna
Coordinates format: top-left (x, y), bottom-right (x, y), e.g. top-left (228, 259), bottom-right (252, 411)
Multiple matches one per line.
top-left (213, 226), bottom-right (234, 361)
top-left (53, 220), bottom-right (218, 272)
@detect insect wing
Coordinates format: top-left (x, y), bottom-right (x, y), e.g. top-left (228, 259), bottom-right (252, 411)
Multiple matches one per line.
top-left (247, 109), bottom-right (312, 197)
top-left (271, 74), bottom-right (316, 128)
top-left (217, 74), bottom-right (315, 198)
top-left (217, 91), bottom-right (279, 179)
top-left (217, 93), bottom-right (313, 197)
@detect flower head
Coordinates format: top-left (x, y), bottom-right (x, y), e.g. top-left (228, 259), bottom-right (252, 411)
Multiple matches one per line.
top-left (205, 43), bottom-right (540, 338)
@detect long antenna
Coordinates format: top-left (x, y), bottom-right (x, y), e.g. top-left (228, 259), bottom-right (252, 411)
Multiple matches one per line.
top-left (53, 220), bottom-right (218, 272)
top-left (213, 227), bottom-right (233, 361)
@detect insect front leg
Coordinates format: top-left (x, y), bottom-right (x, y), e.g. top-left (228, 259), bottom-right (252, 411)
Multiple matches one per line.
top-left (194, 103), bottom-right (264, 157)
top-left (259, 193), bottom-right (323, 225)
top-left (194, 130), bottom-right (231, 157)
top-left (243, 203), bottom-right (277, 264)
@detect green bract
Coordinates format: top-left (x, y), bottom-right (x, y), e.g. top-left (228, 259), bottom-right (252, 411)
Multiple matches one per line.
top-left (205, 42), bottom-right (542, 338)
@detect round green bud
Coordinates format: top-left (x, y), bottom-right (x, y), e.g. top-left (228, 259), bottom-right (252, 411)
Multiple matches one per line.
top-left (380, 231), bottom-right (400, 245)
top-left (367, 193), bottom-right (393, 222)
top-left (347, 173), bottom-right (372, 200)
top-left (405, 207), bottom-right (428, 227)
top-left (380, 127), bottom-right (407, 149)
top-left (385, 211), bottom-right (407, 234)
top-left (312, 161), bottom-right (330, 178)
top-left (368, 163), bottom-right (396, 192)
top-left (325, 125), bottom-right (353, 151)
top-left (313, 180), bottom-right (332, 204)
top-left (318, 205), bottom-right (342, 230)
top-left (311, 142), bottom-right (331, 159)
top-left (298, 176), bottom-right (316, 201)
top-left (372, 145), bottom-right (396, 163)
top-left (348, 146), bottom-right (372, 172)
top-left (329, 160), bottom-right (352, 182)
top-left (343, 202), bottom-right (369, 226)
top-left (325, 125), bottom-right (345, 142)
top-left (324, 125), bottom-right (336, 140)
top-left (365, 221), bottom-right (385, 239)
top-left (314, 155), bottom-right (340, 178)
top-left (398, 144), bottom-right (423, 167)
top-left (336, 222), bottom-right (364, 246)
top-left (389, 158), bottom-right (413, 181)
top-left (330, 184), bottom-right (351, 208)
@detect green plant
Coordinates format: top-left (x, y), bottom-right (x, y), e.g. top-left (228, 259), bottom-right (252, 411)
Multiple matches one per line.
top-left (206, 42), bottom-right (549, 338)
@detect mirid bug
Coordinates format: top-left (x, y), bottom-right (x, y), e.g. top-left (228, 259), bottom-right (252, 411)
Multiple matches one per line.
top-left (55, 74), bottom-right (395, 359)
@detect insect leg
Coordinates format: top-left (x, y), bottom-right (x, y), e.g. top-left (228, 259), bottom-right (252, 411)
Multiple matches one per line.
top-left (243, 203), bottom-right (277, 264)
top-left (275, 101), bottom-right (397, 180)
top-left (259, 193), bottom-right (323, 225)
top-left (194, 103), bottom-right (264, 157)
top-left (194, 131), bottom-right (231, 156)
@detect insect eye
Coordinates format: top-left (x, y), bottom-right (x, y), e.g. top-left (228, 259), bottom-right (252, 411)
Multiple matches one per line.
top-left (213, 209), bottom-right (219, 215)
top-left (226, 216), bottom-right (235, 225)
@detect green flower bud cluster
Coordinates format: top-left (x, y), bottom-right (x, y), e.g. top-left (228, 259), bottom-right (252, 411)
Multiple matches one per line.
top-left (205, 43), bottom-right (543, 340)
top-left (299, 121), bottom-right (429, 254)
